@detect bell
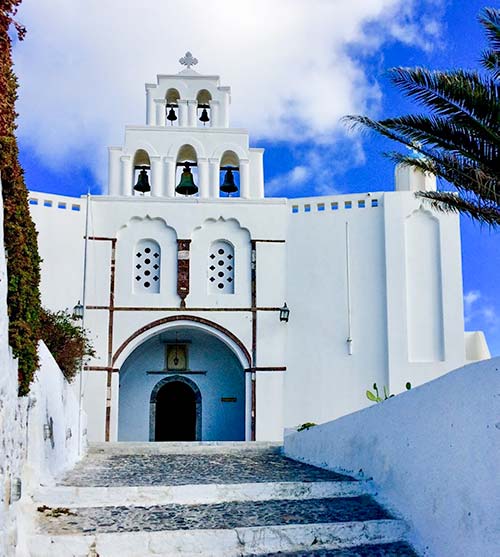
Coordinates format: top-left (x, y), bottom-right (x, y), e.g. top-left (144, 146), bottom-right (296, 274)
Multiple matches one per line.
top-left (220, 169), bottom-right (238, 194)
top-left (167, 107), bottom-right (177, 122)
top-left (199, 108), bottom-right (209, 124)
top-left (134, 168), bottom-right (151, 194)
top-left (176, 165), bottom-right (198, 196)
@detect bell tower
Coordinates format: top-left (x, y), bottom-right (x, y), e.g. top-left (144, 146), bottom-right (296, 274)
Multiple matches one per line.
top-left (107, 52), bottom-right (265, 199)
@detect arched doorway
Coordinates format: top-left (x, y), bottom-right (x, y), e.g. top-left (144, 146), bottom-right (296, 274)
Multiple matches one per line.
top-left (150, 376), bottom-right (202, 441)
top-left (117, 321), bottom-right (250, 442)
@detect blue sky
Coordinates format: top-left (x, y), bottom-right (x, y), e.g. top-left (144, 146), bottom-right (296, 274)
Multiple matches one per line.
top-left (13, 0), bottom-right (499, 355)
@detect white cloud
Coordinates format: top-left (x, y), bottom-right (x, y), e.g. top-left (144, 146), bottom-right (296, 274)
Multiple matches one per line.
top-left (464, 290), bottom-right (499, 330)
top-left (266, 165), bottom-right (309, 196)
top-left (13, 0), bottom-right (443, 189)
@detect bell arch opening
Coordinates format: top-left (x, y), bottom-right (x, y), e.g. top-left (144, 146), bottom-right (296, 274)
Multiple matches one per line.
top-left (166, 88), bottom-right (180, 126)
top-left (132, 149), bottom-right (151, 196)
top-left (196, 89), bottom-right (212, 127)
top-left (219, 150), bottom-right (240, 197)
top-left (175, 144), bottom-right (199, 197)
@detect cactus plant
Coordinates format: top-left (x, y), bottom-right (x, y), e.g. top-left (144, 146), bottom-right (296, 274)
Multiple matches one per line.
top-left (366, 382), bottom-right (411, 403)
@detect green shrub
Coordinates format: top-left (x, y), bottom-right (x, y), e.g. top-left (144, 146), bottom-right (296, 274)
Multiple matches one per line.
top-left (40, 309), bottom-right (95, 382)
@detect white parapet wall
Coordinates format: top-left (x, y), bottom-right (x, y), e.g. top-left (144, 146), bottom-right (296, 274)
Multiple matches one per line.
top-left (23, 342), bottom-right (86, 486)
top-left (284, 358), bottom-right (500, 557)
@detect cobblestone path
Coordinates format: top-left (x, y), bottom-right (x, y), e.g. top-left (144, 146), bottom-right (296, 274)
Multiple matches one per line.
top-left (31, 443), bottom-right (418, 556)
top-left (59, 446), bottom-right (353, 487)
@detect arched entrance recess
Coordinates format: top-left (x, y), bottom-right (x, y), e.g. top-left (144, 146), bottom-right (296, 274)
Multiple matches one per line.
top-left (150, 376), bottom-right (202, 441)
top-left (116, 317), bottom-right (251, 442)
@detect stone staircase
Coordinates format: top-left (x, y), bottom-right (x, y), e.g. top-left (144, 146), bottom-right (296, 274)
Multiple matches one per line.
top-left (28, 442), bottom-right (417, 556)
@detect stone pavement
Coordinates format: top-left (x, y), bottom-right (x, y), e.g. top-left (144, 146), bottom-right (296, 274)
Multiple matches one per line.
top-left (29, 442), bottom-right (418, 556)
top-left (60, 446), bottom-right (353, 487)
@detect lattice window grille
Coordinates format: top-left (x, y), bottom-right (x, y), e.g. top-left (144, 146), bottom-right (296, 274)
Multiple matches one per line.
top-left (208, 240), bottom-right (234, 294)
top-left (134, 239), bottom-right (161, 293)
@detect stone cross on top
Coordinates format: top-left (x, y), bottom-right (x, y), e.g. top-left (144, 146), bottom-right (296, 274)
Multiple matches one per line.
top-left (179, 52), bottom-right (198, 69)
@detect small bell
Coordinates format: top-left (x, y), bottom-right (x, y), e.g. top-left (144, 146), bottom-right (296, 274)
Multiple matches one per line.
top-left (134, 168), bottom-right (151, 194)
top-left (176, 165), bottom-right (198, 196)
top-left (220, 168), bottom-right (238, 194)
top-left (199, 107), bottom-right (209, 124)
top-left (167, 107), bottom-right (177, 123)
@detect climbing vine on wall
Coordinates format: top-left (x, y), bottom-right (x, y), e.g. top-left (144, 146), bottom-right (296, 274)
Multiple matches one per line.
top-left (0, 1), bottom-right (42, 395)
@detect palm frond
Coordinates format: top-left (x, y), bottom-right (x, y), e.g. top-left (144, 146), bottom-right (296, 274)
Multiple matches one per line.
top-left (388, 67), bottom-right (500, 130)
top-left (377, 114), bottom-right (499, 171)
top-left (386, 152), bottom-right (499, 204)
top-left (482, 50), bottom-right (500, 80)
top-left (417, 190), bottom-right (500, 226)
top-left (479, 8), bottom-right (500, 53)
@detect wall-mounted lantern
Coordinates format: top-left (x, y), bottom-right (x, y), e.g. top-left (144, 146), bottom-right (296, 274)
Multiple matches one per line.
top-left (72, 301), bottom-right (84, 320)
top-left (280, 302), bottom-right (290, 323)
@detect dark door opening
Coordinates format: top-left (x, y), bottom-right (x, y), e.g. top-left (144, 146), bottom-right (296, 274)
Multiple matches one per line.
top-left (155, 380), bottom-right (197, 441)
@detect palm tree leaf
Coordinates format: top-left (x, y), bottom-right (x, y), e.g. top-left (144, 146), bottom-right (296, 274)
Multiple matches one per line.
top-left (417, 190), bottom-right (500, 226)
top-left (479, 8), bottom-right (500, 54)
top-left (378, 114), bottom-right (499, 171)
top-left (482, 50), bottom-right (500, 80)
top-left (387, 67), bottom-right (500, 130)
top-left (389, 152), bottom-right (499, 203)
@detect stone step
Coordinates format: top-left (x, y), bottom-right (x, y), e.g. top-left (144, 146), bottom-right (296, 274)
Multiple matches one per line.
top-left (35, 496), bottom-right (395, 535)
top-left (249, 541), bottom-right (418, 556)
top-left (88, 441), bottom-right (282, 455)
top-left (34, 480), bottom-right (373, 508)
top-left (59, 447), bottom-right (354, 487)
top-left (29, 520), bottom-right (409, 557)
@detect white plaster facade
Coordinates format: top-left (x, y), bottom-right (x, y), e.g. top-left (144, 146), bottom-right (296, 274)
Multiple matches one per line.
top-left (28, 63), bottom-right (489, 444)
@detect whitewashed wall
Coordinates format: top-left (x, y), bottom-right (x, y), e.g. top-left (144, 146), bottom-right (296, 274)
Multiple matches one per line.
top-left (284, 358), bottom-right (500, 557)
top-left (23, 342), bottom-right (85, 486)
top-left (284, 190), bottom-right (466, 430)
top-left (0, 181), bottom-right (27, 557)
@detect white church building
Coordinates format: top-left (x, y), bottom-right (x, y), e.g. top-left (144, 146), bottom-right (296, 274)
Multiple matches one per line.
top-left (28, 54), bottom-right (488, 444)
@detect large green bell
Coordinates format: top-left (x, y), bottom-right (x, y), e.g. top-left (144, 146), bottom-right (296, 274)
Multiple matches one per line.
top-left (220, 168), bottom-right (238, 194)
top-left (134, 168), bottom-right (151, 194)
top-left (176, 165), bottom-right (198, 196)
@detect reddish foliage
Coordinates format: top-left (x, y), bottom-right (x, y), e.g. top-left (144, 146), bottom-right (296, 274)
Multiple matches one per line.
top-left (1, 1), bottom-right (42, 395)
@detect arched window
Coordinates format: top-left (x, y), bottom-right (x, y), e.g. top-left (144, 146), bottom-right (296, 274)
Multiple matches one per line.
top-left (133, 149), bottom-right (151, 195)
top-left (166, 88), bottom-right (180, 126)
top-left (196, 89), bottom-right (212, 127)
top-left (219, 150), bottom-right (240, 197)
top-left (208, 240), bottom-right (234, 294)
top-left (175, 144), bottom-right (198, 197)
top-left (134, 239), bottom-right (161, 293)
